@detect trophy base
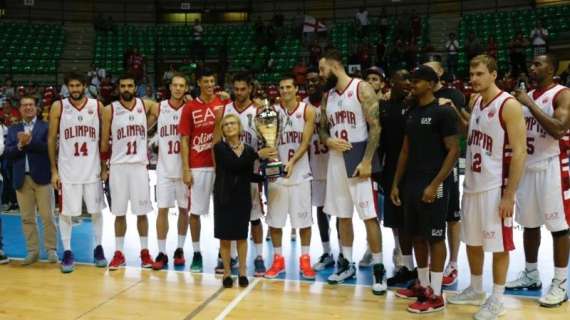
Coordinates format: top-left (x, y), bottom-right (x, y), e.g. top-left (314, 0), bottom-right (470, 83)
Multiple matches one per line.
top-left (262, 161), bottom-right (284, 178)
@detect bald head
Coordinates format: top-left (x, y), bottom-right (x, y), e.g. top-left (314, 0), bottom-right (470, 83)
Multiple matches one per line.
top-left (423, 61), bottom-right (444, 78)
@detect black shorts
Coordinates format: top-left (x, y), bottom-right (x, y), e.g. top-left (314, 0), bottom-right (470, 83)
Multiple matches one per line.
top-left (446, 164), bottom-right (461, 222)
top-left (402, 180), bottom-right (449, 241)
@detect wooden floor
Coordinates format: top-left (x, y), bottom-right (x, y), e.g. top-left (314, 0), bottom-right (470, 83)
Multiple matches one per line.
top-left (1, 262), bottom-right (568, 320)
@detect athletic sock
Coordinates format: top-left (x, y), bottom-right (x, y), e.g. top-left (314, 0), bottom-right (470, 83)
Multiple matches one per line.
top-left (372, 252), bottom-right (383, 265)
top-left (492, 284), bottom-right (505, 302)
top-left (91, 213), bottom-right (103, 246)
top-left (471, 274), bottom-right (483, 293)
top-left (177, 235), bottom-right (186, 249)
top-left (274, 247), bottom-right (283, 255)
top-left (342, 246), bottom-right (353, 263)
top-left (140, 236), bottom-right (148, 250)
top-left (526, 262), bottom-right (538, 272)
top-left (116, 237), bottom-right (125, 252)
top-left (431, 271), bottom-right (443, 295)
top-left (255, 243), bottom-right (263, 257)
top-left (301, 246), bottom-right (310, 255)
top-left (393, 235), bottom-right (401, 253)
top-left (158, 240), bottom-right (166, 253)
top-left (554, 267), bottom-right (568, 281)
top-left (322, 241), bottom-right (331, 254)
top-left (192, 241), bottom-right (200, 253)
top-left (231, 241), bottom-right (238, 259)
top-left (59, 216), bottom-right (73, 251)
top-left (418, 267), bottom-right (430, 287)
top-left (402, 255), bottom-right (414, 270)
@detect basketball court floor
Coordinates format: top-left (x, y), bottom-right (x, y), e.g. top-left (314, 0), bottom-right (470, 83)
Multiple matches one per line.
top-left (0, 173), bottom-right (568, 319)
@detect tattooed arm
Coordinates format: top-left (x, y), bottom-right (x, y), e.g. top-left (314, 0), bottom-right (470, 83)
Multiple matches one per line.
top-left (354, 81), bottom-right (382, 178)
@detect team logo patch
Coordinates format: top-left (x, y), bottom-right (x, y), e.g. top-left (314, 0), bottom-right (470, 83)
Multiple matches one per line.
top-left (77, 116), bottom-right (83, 122)
top-left (129, 115), bottom-right (135, 121)
top-left (137, 108), bottom-right (143, 113)
top-left (348, 91), bottom-right (353, 98)
top-left (545, 211), bottom-right (560, 221)
top-left (431, 229), bottom-right (443, 237)
top-left (542, 98), bottom-right (549, 104)
top-left (358, 201), bottom-right (369, 208)
top-left (488, 107), bottom-right (496, 118)
top-left (483, 231), bottom-right (496, 240)
top-left (296, 113), bottom-right (302, 119)
top-left (88, 109), bottom-right (94, 115)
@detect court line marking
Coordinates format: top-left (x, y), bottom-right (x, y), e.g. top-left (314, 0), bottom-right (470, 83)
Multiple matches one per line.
top-left (184, 286), bottom-right (225, 320)
top-left (74, 279), bottom-right (143, 319)
top-left (213, 278), bottom-right (262, 320)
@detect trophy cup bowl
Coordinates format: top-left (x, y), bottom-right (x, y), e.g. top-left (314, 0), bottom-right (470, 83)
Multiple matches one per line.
top-left (254, 101), bottom-right (284, 178)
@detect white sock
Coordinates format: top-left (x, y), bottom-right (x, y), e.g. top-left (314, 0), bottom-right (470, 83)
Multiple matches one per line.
top-left (342, 246), bottom-right (353, 262)
top-left (554, 267), bottom-right (568, 281)
top-left (372, 252), bottom-right (383, 265)
top-left (192, 241), bottom-right (200, 252)
top-left (322, 241), bottom-right (331, 254)
top-left (231, 241), bottom-right (238, 259)
top-left (140, 236), bottom-right (148, 250)
top-left (177, 235), bottom-right (186, 249)
top-left (274, 246), bottom-right (282, 255)
top-left (91, 213), bottom-right (103, 245)
top-left (449, 260), bottom-right (458, 269)
top-left (301, 246), bottom-right (310, 255)
top-left (492, 284), bottom-right (505, 302)
top-left (158, 240), bottom-right (166, 253)
top-left (418, 267), bottom-right (430, 287)
top-left (59, 216), bottom-right (73, 251)
top-left (116, 237), bottom-right (125, 252)
top-left (431, 271), bottom-right (443, 295)
top-left (402, 255), bottom-right (414, 270)
top-left (526, 262), bottom-right (538, 272)
top-left (471, 274), bottom-right (483, 293)
top-left (255, 243), bottom-right (263, 257)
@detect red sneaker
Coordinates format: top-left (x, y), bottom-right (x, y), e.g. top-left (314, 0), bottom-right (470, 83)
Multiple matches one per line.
top-left (299, 254), bottom-right (316, 280)
top-left (264, 254), bottom-right (285, 279)
top-left (395, 280), bottom-right (425, 299)
top-left (442, 266), bottom-right (458, 286)
top-left (152, 252), bottom-right (168, 271)
top-left (108, 251), bottom-right (126, 271)
top-left (407, 287), bottom-right (446, 313)
top-left (173, 248), bottom-right (185, 267)
top-left (141, 249), bottom-right (154, 268)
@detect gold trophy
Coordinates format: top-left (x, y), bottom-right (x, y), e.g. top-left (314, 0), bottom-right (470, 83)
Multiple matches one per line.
top-left (254, 99), bottom-right (284, 178)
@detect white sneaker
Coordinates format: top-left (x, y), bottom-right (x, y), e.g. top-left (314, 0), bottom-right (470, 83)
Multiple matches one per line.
top-left (447, 286), bottom-right (486, 305)
top-left (371, 263), bottom-right (387, 295)
top-left (47, 250), bottom-right (58, 263)
top-left (539, 278), bottom-right (568, 308)
top-left (358, 249), bottom-right (372, 268)
top-left (474, 295), bottom-right (506, 320)
top-left (328, 258), bottom-right (356, 284)
top-left (313, 253), bottom-right (335, 271)
top-left (505, 269), bottom-right (542, 290)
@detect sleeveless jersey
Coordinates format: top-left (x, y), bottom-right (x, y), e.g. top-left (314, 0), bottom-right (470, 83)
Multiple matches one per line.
top-left (464, 91), bottom-right (513, 193)
top-left (110, 98), bottom-right (148, 165)
top-left (223, 102), bottom-right (259, 150)
top-left (157, 99), bottom-right (184, 178)
top-left (58, 98), bottom-right (100, 184)
top-left (325, 78), bottom-right (368, 143)
top-left (524, 84), bottom-right (569, 164)
top-left (303, 96), bottom-right (329, 180)
top-left (276, 101), bottom-right (312, 185)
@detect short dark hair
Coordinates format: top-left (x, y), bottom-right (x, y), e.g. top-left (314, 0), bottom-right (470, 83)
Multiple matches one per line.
top-left (64, 72), bottom-right (86, 86)
top-left (118, 73), bottom-right (137, 83)
top-left (170, 72), bottom-right (189, 85)
top-left (543, 53), bottom-right (559, 74)
top-left (232, 71), bottom-right (252, 85)
top-left (322, 49), bottom-right (343, 64)
top-left (279, 73), bottom-right (297, 86)
top-left (19, 95), bottom-right (37, 105)
top-left (196, 67), bottom-right (216, 80)
top-left (306, 66), bottom-right (319, 74)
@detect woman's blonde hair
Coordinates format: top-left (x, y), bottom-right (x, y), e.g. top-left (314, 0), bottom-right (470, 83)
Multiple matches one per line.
top-left (221, 113), bottom-right (244, 138)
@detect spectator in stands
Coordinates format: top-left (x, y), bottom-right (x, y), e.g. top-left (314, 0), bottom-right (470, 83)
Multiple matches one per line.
top-left (1, 99), bottom-right (21, 127)
top-left (445, 33), bottom-right (459, 76)
top-left (309, 39), bottom-right (322, 67)
top-left (1, 79), bottom-right (15, 100)
top-left (358, 43), bottom-right (371, 70)
top-left (487, 36), bottom-right (498, 59)
top-left (192, 19), bottom-right (205, 61)
top-left (355, 6), bottom-right (370, 39)
top-left (87, 63), bottom-right (101, 89)
top-left (411, 9), bottom-right (422, 39)
top-left (163, 64), bottom-right (176, 85)
top-left (293, 58), bottom-right (308, 86)
top-left (127, 48), bottom-right (145, 83)
top-left (379, 7), bottom-right (389, 39)
top-left (509, 31), bottom-right (529, 76)
top-left (98, 75), bottom-right (114, 106)
top-left (464, 31), bottom-right (483, 61)
top-left (530, 20), bottom-right (549, 56)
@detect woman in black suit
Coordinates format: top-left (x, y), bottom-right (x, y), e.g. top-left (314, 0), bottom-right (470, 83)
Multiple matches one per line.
top-left (213, 114), bottom-right (275, 288)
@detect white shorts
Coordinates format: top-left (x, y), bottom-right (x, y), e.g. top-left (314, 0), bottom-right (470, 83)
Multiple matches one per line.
top-left (250, 183), bottom-right (264, 221)
top-left (267, 181), bottom-right (312, 229)
top-left (311, 179), bottom-right (326, 207)
top-left (61, 182), bottom-right (105, 216)
top-left (189, 169), bottom-right (214, 216)
top-left (109, 163), bottom-right (153, 216)
top-left (156, 175), bottom-right (189, 209)
top-left (324, 151), bottom-right (378, 220)
top-left (461, 188), bottom-right (515, 252)
top-left (516, 157), bottom-right (570, 231)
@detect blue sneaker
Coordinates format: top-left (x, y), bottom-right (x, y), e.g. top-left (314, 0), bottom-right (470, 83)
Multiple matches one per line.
top-left (93, 245), bottom-right (107, 268)
top-left (254, 256), bottom-right (266, 277)
top-left (61, 250), bottom-right (75, 273)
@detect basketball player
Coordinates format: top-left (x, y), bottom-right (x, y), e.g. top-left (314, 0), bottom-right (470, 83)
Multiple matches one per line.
top-left (506, 54), bottom-right (570, 308)
top-left (101, 73), bottom-right (155, 270)
top-left (213, 71), bottom-right (270, 277)
top-left (144, 73), bottom-right (190, 270)
top-left (264, 73), bottom-right (317, 280)
top-left (318, 49), bottom-right (386, 294)
top-left (448, 55), bottom-right (527, 320)
top-left (303, 67), bottom-right (337, 271)
top-left (424, 61), bottom-right (466, 286)
top-left (48, 72), bottom-right (107, 273)
top-left (179, 67), bottom-right (230, 273)
top-left (390, 66), bottom-right (459, 313)
top-left (364, 66), bottom-right (389, 101)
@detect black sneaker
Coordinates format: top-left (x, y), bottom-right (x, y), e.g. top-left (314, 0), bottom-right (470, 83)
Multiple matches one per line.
top-left (215, 255), bottom-right (224, 274)
top-left (239, 276), bottom-right (249, 287)
top-left (372, 263), bottom-right (387, 295)
top-left (336, 253), bottom-right (345, 269)
top-left (223, 276), bottom-right (233, 288)
top-left (328, 255), bottom-right (356, 284)
top-left (387, 267), bottom-right (418, 286)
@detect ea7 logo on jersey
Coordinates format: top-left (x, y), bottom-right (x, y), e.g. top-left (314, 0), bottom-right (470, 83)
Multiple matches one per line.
top-left (431, 229), bottom-right (443, 237)
top-left (421, 117), bottom-right (432, 125)
top-left (192, 107), bottom-right (216, 127)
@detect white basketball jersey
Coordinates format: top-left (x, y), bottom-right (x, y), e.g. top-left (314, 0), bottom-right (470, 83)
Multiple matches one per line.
top-left (303, 96), bottom-right (329, 180)
top-left (157, 100), bottom-right (184, 178)
top-left (58, 98), bottom-right (100, 184)
top-left (276, 101), bottom-right (312, 185)
top-left (325, 78), bottom-right (368, 143)
top-left (223, 102), bottom-right (259, 150)
top-left (110, 98), bottom-right (148, 165)
top-left (524, 84), bottom-right (569, 164)
top-left (464, 91), bottom-right (514, 193)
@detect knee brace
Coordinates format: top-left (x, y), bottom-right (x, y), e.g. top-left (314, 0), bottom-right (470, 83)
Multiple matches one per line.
top-left (552, 229), bottom-right (569, 238)
top-left (250, 219), bottom-right (261, 226)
